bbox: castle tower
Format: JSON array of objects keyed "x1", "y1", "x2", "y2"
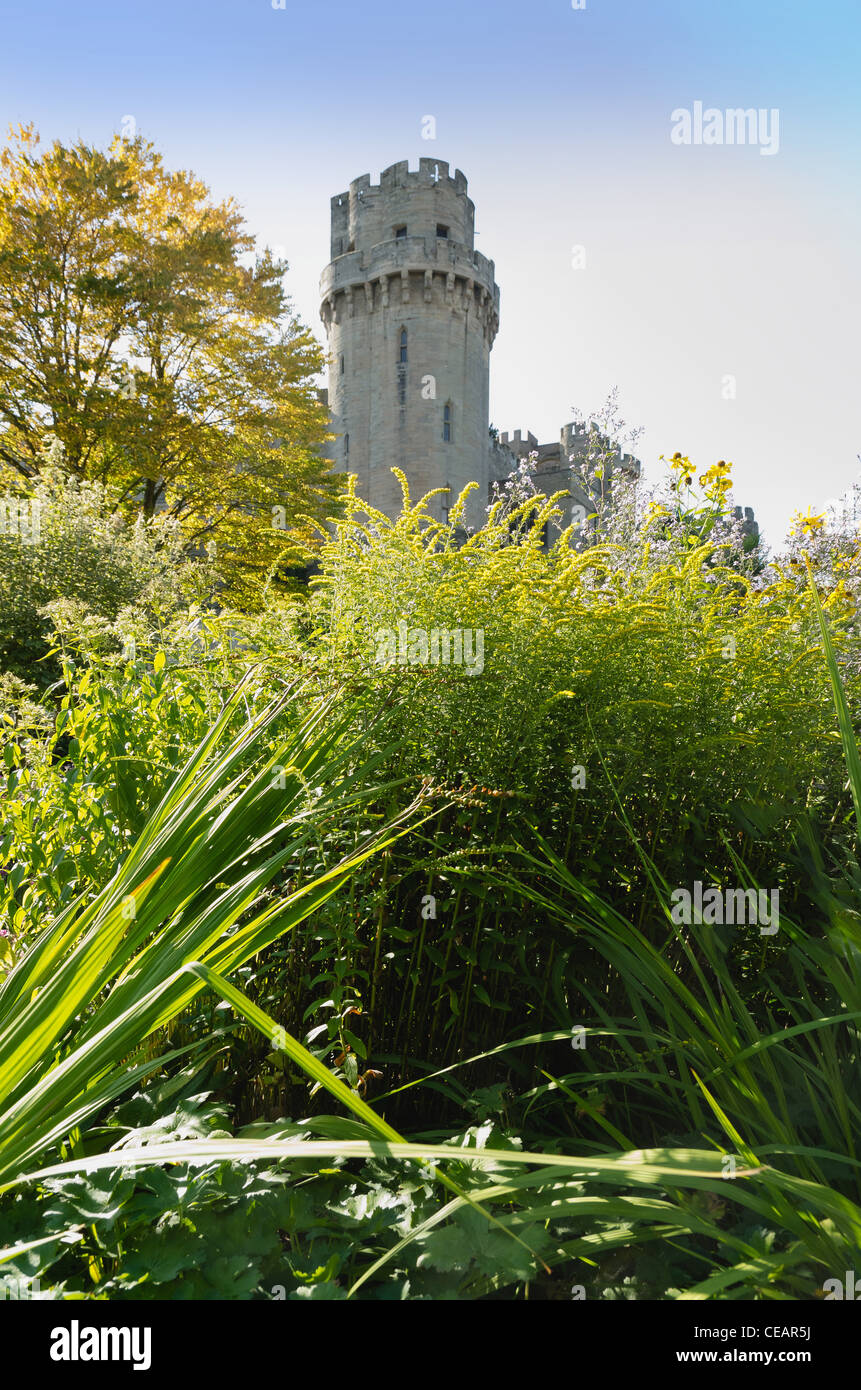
[{"x1": 319, "y1": 160, "x2": 500, "y2": 524}]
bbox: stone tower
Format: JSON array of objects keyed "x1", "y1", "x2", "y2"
[{"x1": 319, "y1": 159, "x2": 500, "y2": 525}]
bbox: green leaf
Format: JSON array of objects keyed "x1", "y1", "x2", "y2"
[{"x1": 805, "y1": 556, "x2": 861, "y2": 842}]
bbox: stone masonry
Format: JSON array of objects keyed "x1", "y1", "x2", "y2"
[{"x1": 320, "y1": 159, "x2": 639, "y2": 532}]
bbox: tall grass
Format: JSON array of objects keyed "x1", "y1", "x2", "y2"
[{"x1": 0, "y1": 673, "x2": 423, "y2": 1187}]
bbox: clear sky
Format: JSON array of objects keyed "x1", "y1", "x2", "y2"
[{"x1": 1, "y1": 0, "x2": 859, "y2": 547}]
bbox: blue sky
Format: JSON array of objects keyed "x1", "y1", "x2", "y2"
[{"x1": 1, "y1": 0, "x2": 859, "y2": 545}]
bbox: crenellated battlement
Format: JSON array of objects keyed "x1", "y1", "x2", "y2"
[
  {"x1": 343, "y1": 159, "x2": 469, "y2": 199},
  {"x1": 329, "y1": 159, "x2": 476, "y2": 261},
  {"x1": 499, "y1": 430, "x2": 538, "y2": 450},
  {"x1": 494, "y1": 422, "x2": 641, "y2": 486}
]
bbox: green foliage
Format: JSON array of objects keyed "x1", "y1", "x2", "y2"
[
  {"x1": 0, "y1": 1079, "x2": 553, "y2": 1300},
  {"x1": 315, "y1": 473, "x2": 846, "y2": 877},
  {"x1": 1, "y1": 465, "x2": 860, "y2": 1300},
  {"x1": 0, "y1": 673, "x2": 419, "y2": 1191},
  {"x1": 278, "y1": 473, "x2": 855, "y2": 1075},
  {"x1": 0, "y1": 469, "x2": 212, "y2": 683}
]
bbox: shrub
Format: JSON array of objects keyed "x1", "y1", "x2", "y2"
[
  {"x1": 312, "y1": 472, "x2": 853, "y2": 901},
  {"x1": 0, "y1": 468, "x2": 215, "y2": 683}
]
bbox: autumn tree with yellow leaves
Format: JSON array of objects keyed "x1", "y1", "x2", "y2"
[{"x1": 0, "y1": 126, "x2": 340, "y2": 602}]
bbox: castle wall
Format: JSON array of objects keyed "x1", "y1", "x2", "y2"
[
  {"x1": 321, "y1": 160, "x2": 499, "y2": 527},
  {"x1": 320, "y1": 160, "x2": 641, "y2": 539},
  {"x1": 494, "y1": 424, "x2": 641, "y2": 545}
]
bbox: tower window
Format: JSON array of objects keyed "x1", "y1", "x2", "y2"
[
  {"x1": 394, "y1": 225, "x2": 407, "y2": 239},
  {"x1": 399, "y1": 328, "x2": 408, "y2": 364},
  {"x1": 339, "y1": 353, "x2": 345, "y2": 375},
  {"x1": 443, "y1": 403, "x2": 452, "y2": 443},
  {"x1": 344, "y1": 433, "x2": 349, "y2": 456},
  {"x1": 436, "y1": 224, "x2": 449, "y2": 238}
]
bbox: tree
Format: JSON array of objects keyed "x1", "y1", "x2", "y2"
[{"x1": 0, "y1": 126, "x2": 339, "y2": 603}]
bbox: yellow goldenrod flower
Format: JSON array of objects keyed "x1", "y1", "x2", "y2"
[{"x1": 790, "y1": 508, "x2": 826, "y2": 538}]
